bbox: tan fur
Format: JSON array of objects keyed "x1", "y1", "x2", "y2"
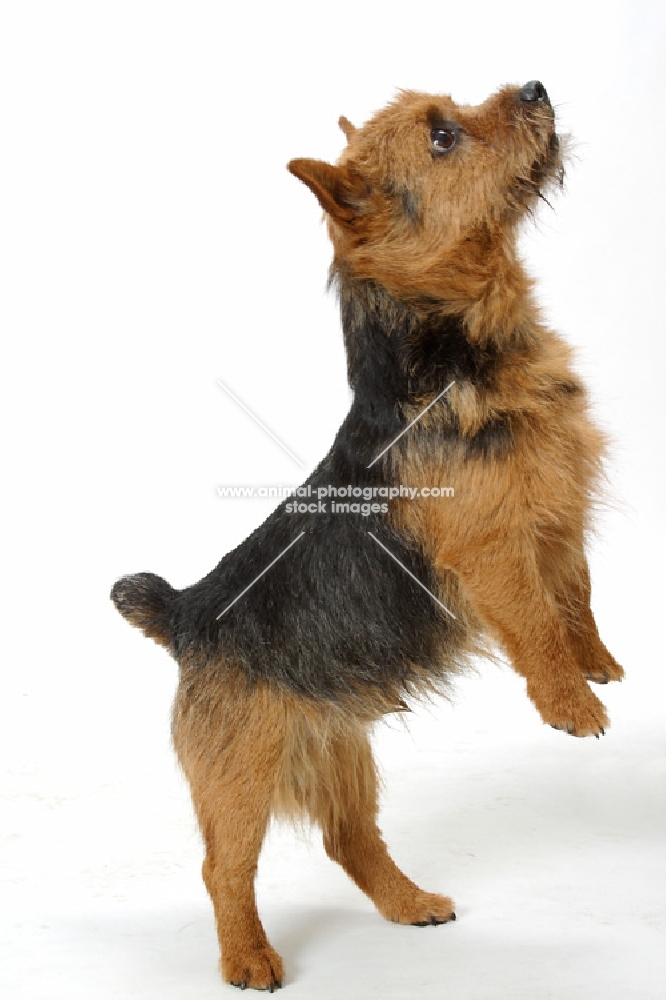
[
  {"x1": 169, "y1": 84, "x2": 622, "y2": 990},
  {"x1": 173, "y1": 668, "x2": 455, "y2": 989},
  {"x1": 290, "y1": 87, "x2": 558, "y2": 344},
  {"x1": 389, "y1": 331, "x2": 621, "y2": 734}
]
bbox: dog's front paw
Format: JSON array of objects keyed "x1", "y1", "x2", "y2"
[
  {"x1": 381, "y1": 890, "x2": 456, "y2": 926},
  {"x1": 223, "y1": 945, "x2": 284, "y2": 992},
  {"x1": 534, "y1": 683, "x2": 609, "y2": 738},
  {"x1": 583, "y1": 650, "x2": 624, "y2": 685}
]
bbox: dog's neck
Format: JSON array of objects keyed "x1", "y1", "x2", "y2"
[
  {"x1": 333, "y1": 267, "x2": 531, "y2": 405},
  {"x1": 331, "y1": 224, "x2": 539, "y2": 349}
]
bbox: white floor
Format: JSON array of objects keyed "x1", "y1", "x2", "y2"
[{"x1": 3, "y1": 662, "x2": 664, "y2": 999}]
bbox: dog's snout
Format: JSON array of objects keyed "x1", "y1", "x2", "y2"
[{"x1": 518, "y1": 80, "x2": 550, "y2": 106}]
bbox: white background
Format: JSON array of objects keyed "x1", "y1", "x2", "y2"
[{"x1": 1, "y1": 2, "x2": 665, "y2": 997}]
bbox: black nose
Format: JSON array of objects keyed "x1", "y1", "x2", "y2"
[{"x1": 518, "y1": 80, "x2": 550, "y2": 105}]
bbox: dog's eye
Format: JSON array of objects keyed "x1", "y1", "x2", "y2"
[{"x1": 431, "y1": 126, "x2": 458, "y2": 155}]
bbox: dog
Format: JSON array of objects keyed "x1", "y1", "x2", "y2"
[{"x1": 111, "y1": 80, "x2": 623, "y2": 991}]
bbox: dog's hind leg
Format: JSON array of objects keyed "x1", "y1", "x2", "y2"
[
  {"x1": 317, "y1": 726, "x2": 456, "y2": 927},
  {"x1": 175, "y1": 683, "x2": 285, "y2": 992}
]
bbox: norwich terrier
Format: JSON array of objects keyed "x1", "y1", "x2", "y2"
[{"x1": 112, "y1": 80, "x2": 623, "y2": 991}]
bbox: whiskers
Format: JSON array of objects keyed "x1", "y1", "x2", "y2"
[{"x1": 511, "y1": 133, "x2": 567, "y2": 215}]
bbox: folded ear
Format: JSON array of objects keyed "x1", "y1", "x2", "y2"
[{"x1": 287, "y1": 158, "x2": 368, "y2": 225}]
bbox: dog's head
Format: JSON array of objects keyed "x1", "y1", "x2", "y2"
[{"x1": 289, "y1": 83, "x2": 564, "y2": 326}]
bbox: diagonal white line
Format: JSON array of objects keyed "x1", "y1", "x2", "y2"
[
  {"x1": 216, "y1": 531, "x2": 306, "y2": 619},
  {"x1": 367, "y1": 531, "x2": 457, "y2": 620},
  {"x1": 217, "y1": 379, "x2": 307, "y2": 469},
  {"x1": 367, "y1": 380, "x2": 455, "y2": 469}
]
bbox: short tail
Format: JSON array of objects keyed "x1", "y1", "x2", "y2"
[{"x1": 110, "y1": 572, "x2": 177, "y2": 650}]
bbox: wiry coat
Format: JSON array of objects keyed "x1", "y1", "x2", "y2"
[{"x1": 111, "y1": 82, "x2": 623, "y2": 992}]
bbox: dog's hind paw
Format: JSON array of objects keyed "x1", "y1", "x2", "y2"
[
  {"x1": 381, "y1": 890, "x2": 456, "y2": 927},
  {"x1": 223, "y1": 945, "x2": 284, "y2": 992}
]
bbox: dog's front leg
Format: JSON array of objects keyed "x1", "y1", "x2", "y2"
[
  {"x1": 452, "y1": 540, "x2": 610, "y2": 736},
  {"x1": 537, "y1": 539, "x2": 624, "y2": 686}
]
